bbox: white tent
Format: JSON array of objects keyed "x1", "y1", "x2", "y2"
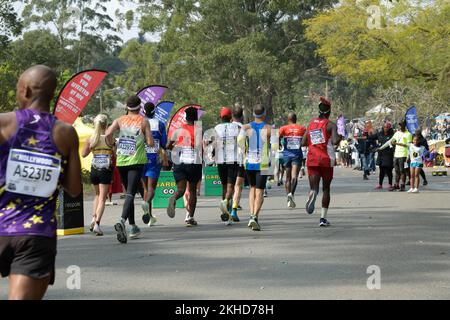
[{"x1": 365, "y1": 104, "x2": 393, "y2": 115}]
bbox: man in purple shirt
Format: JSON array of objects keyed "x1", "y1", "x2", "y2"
[{"x1": 0, "y1": 65, "x2": 81, "y2": 299}]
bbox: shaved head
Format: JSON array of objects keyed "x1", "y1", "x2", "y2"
[
  {"x1": 16, "y1": 65, "x2": 57, "y2": 111},
  {"x1": 288, "y1": 112, "x2": 297, "y2": 123}
]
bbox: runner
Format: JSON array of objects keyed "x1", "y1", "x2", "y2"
[
  {"x1": 279, "y1": 113, "x2": 306, "y2": 208},
  {"x1": 166, "y1": 107, "x2": 203, "y2": 227},
  {"x1": 230, "y1": 106, "x2": 245, "y2": 222},
  {"x1": 141, "y1": 102, "x2": 168, "y2": 227},
  {"x1": 238, "y1": 104, "x2": 276, "y2": 231},
  {"x1": 0, "y1": 65, "x2": 82, "y2": 299},
  {"x1": 378, "y1": 120, "x2": 412, "y2": 191},
  {"x1": 302, "y1": 97, "x2": 341, "y2": 227},
  {"x1": 213, "y1": 107, "x2": 241, "y2": 223},
  {"x1": 82, "y1": 114, "x2": 115, "y2": 236},
  {"x1": 105, "y1": 96, "x2": 154, "y2": 243}
]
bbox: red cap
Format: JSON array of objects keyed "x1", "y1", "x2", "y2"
[
  {"x1": 220, "y1": 107, "x2": 232, "y2": 118},
  {"x1": 320, "y1": 97, "x2": 331, "y2": 107}
]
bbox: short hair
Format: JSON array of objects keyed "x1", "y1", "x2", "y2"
[
  {"x1": 126, "y1": 95, "x2": 141, "y2": 109},
  {"x1": 233, "y1": 106, "x2": 243, "y2": 119},
  {"x1": 253, "y1": 104, "x2": 265, "y2": 116},
  {"x1": 185, "y1": 107, "x2": 198, "y2": 122},
  {"x1": 144, "y1": 102, "x2": 156, "y2": 117}
]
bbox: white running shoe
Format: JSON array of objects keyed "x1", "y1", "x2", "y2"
[
  {"x1": 411, "y1": 188, "x2": 419, "y2": 193},
  {"x1": 407, "y1": 188, "x2": 414, "y2": 193},
  {"x1": 93, "y1": 223, "x2": 103, "y2": 236},
  {"x1": 148, "y1": 216, "x2": 157, "y2": 227}
]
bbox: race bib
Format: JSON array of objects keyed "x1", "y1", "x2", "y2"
[
  {"x1": 145, "y1": 139, "x2": 160, "y2": 154},
  {"x1": 92, "y1": 154, "x2": 111, "y2": 170},
  {"x1": 310, "y1": 129, "x2": 325, "y2": 145},
  {"x1": 117, "y1": 137, "x2": 137, "y2": 156},
  {"x1": 224, "y1": 137, "x2": 237, "y2": 155},
  {"x1": 6, "y1": 149, "x2": 61, "y2": 198},
  {"x1": 287, "y1": 137, "x2": 301, "y2": 150},
  {"x1": 180, "y1": 147, "x2": 197, "y2": 163},
  {"x1": 247, "y1": 151, "x2": 261, "y2": 164}
]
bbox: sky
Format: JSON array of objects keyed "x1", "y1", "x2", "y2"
[{"x1": 13, "y1": 0, "x2": 158, "y2": 43}]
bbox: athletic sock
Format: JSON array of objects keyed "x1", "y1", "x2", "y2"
[
  {"x1": 321, "y1": 208, "x2": 328, "y2": 219},
  {"x1": 232, "y1": 201, "x2": 238, "y2": 210}
]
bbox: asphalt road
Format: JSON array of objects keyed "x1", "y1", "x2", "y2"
[{"x1": 1, "y1": 167, "x2": 449, "y2": 300}]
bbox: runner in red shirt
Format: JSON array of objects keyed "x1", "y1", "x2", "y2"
[
  {"x1": 301, "y1": 97, "x2": 341, "y2": 227},
  {"x1": 279, "y1": 113, "x2": 306, "y2": 209}
]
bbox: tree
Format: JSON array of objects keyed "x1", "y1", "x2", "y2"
[
  {"x1": 0, "y1": 0, "x2": 23, "y2": 50},
  {"x1": 305, "y1": 0, "x2": 450, "y2": 115}
]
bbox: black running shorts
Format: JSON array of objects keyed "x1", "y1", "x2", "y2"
[
  {"x1": 173, "y1": 164, "x2": 203, "y2": 183},
  {"x1": 0, "y1": 236, "x2": 57, "y2": 285},
  {"x1": 217, "y1": 163, "x2": 240, "y2": 185},
  {"x1": 246, "y1": 170, "x2": 268, "y2": 190}
]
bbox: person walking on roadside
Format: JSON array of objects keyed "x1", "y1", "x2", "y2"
[
  {"x1": 378, "y1": 120, "x2": 412, "y2": 192},
  {"x1": 106, "y1": 96, "x2": 154, "y2": 243},
  {"x1": 302, "y1": 97, "x2": 341, "y2": 227},
  {"x1": 82, "y1": 114, "x2": 115, "y2": 236},
  {"x1": 371, "y1": 121, "x2": 395, "y2": 191},
  {"x1": 0, "y1": 65, "x2": 82, "y2": 299}
]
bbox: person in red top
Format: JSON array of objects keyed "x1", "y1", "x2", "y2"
[
  {"x1": 301, "y1": 97, "x2": 341, "y2": 227},
  {"x1": 166, "y1": 107, "x2": 203, "y2": 227},
  {"x1": 279, "y1": 113, "x2": 306, "y2": 209}
]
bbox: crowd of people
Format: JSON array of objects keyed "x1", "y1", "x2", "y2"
[{"x1": 0, "y1": 65, "x2": 441, "y2": 300}]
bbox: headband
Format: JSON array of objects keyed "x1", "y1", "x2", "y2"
[{"x1": 253, "y1": 110, "x2": 266, "y2": 118}]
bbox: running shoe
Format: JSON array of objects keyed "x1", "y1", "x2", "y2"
[
  {"x1": 230, "y1": 209, "x2": 240, "y2": 222},
  {"x1": 411, "y1": 188, "x2": 419, "y2": 193},
  {"x1": 407, "y1": 188, "x2": 414, "y2": 193},
  {"x1": 220, "y1": 200, "x2": 230, "y2": 222},
  {"x1": 129, "y1": 225, "x2": 141, "y2": 239},
  {"x1": 248, "y1": 215, "x2": 261, "y2": 231},
  {"x1": 319, "y1": 218, "x2": 330, "y2": 227},
  {"x1": 186, "y1": 218, "x2": 198, "y2": 227},
  {"x1": 237, "y1": 205, "x2": 242, "y2": 211},
  {"x1": 306, "y1": 190, "x2": 317, "y2": 214},
  {"x1": 141, "y1": 201, "x2": 150, "y2": 224},
  {"x1": 400, "y1": 185, "x2": 406, "y2": 192},
  {"x1": 388, "y1": 184, "x2": 394, "y2": 192},
  {"x1": 287, "y1": 193, "x2": 296, "y2": 208},
  {"x1": 264, "y1": 189, "x2": 268, "y2": 198},
  {"x1": 423, "y1": 180, "x2": 428, "y2": 186},
  {"x1": 393, "y1": 184, "x2": 400, "y2": 190},
  {"x1": 114, "y1": 219, "x2": 127, "y2": 244},
  {"x1": 89, "y1": 218, "x2": 95, "y2": 232},
  {"x1": 374, "y1": 185, "x2": 382, "y2": 190},
  {"x1": 148, "y1": 216, "x2": 157, "y2": 227},
  {"x1": 93, "y1": 223, "x2": 103, "y2": 236},
  {"x1": 167, "y1": 196, "x2": 176, "y2": 218}
]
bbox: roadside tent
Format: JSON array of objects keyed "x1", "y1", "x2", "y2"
[{"x1": 73, "y1": 118, "x2": 94, "y2": 172}]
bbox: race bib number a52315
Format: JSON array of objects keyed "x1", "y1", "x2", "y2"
[{"x1": 6, "y1": 149, "x2": 61, "y2": 198}]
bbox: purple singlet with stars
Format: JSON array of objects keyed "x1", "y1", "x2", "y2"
[{"x1": 0, "y1": 109, "x2": 66, "y2": 238}]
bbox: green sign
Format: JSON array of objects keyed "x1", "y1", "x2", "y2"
[
  {"x1": 204, "y1": 166, "x2": 223, "y2": 196},
  {"x1": 153, "y1": 171, "x2": 184, "y2": 209}
]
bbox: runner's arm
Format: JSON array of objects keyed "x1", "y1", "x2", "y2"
[
  {"x1": 63, "y1": 126, "x2": 82, "y2": 198},
  {"x1": 378, "y1": 137, "x2": 395, "y2": 151},
  {"x1": 81, "y1": 138, "x2": 91, "y2": 158},
  {"x1": 105, "y1": 119, "x2": 120, "y2": 141},
  {"x1": 301, "y1": 131, "x2": 308, "y2": 147},
  {"x1": 329, "y1": 122, "x2": 341, "y2": 146}
]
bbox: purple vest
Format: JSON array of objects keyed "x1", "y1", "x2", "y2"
[{"x1": 0, "y1": 109, "x2": 66, "y2": 238}]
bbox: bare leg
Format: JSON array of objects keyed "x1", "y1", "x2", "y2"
[
  {"x1": 249, "y1": 187, "x2": 256, "y2": 214},
  {"x1": 188, "y1": 181, "x2": 198, "y2": 218},
  {"x1": 92, "y1": 184, "x2": 99, "y2": 221},
  {"x1": 95, "y1": 184, "x2": 109, "y2": 223},
  {"x1": 285, "y1": 166, "x2": 292, "y2": 195},
  {"x1": 290, "y1": 164, "x2": 300, "y2": 195},
  {"x1": 253, "y1": 188, "x2": 265, "y2": 216},
  {"x1": 9, "y1": 274, "x2": 50, "y2": 300}
]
